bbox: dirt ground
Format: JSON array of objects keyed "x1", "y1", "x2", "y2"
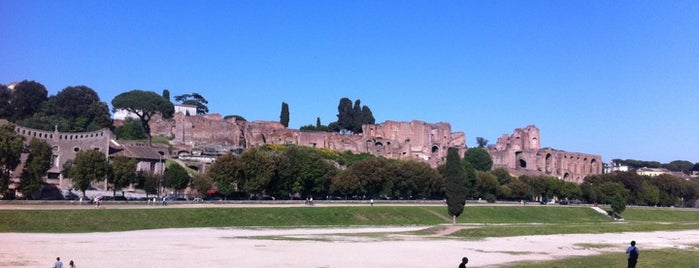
[{"x1": 1, "y1": 204, "x2": 698, "y2": 268}]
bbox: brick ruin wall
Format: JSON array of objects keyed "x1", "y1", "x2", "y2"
[
  {"x1": 488, "y1": 125, "x2": 602, "y2": 183},
  {"x1": 149, "y1": 113, "x2": 468, "y2": 167}
]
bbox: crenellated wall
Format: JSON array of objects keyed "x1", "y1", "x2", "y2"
[{"x1": 13, "y1": 126, "x2": 112, "y2": 178}]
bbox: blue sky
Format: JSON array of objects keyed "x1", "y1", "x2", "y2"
[{"x1": 1, "y1": 0, "x2": 697, "y2": 163}]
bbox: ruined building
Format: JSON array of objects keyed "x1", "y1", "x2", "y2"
[
  {"x1": 149, "y1": 113, "x2": 467, "y2": 168},
  {"x1": 488, "y1": 125, "x2": 602, "y2": 183}
]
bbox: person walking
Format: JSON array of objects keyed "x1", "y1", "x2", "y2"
[
  {"x1": 458, "y1": 256, "x2": 468, "y2": 268},
  {"x1": 626, "y1": 240, "x2": 640, "y2": 268},
  {"x1": 54, "y1": 257, "x2": 63, "y2": 268},
  {"x1": 68, "y1": 260, "x2": 76, "y2": 268}
]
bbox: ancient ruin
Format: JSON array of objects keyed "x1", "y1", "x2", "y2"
[
  {"x1": 149, "y1": 112, "x2": 468, "y2": 168},
  {"x1": 488, "y1": 125, "x2": 602, "y2": 183}
]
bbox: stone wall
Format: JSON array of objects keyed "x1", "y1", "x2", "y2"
[
  {"x1": 488, "y1": 125, "x2": 602, "y2": 183},
  {"x1": 151, "y1": 114, "x2": 467, "y2": 167},
  {"x1": 14, "y1": 126, "x2": 112, "y2": 177}
]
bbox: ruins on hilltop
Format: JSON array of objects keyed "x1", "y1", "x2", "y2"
[
  {"x1": 148, "y1": 112, "x2": 468, "y2": 168},
  {"x1": 488, "y1": 125, "x2": 602, "y2": 183}
]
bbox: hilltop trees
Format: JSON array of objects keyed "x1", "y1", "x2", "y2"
[
  {"x1": 280, "y1": 102, "x2": 289, "y2": 127},
  {"x1": 5, "y1": 84, "x2": 112, "y2": 132},
  {"x1": 174, "y1": 93, "x2": 208, "y2": 115},
  {"x1": 333, "y1": 98, "x2": 375, "y2": 133},
  {"x1": 112, "y1": 90, "x2": 174, "y2": 145},
  {"x1": 8, "y1": 80, "x2": 48, "y2": 122}
]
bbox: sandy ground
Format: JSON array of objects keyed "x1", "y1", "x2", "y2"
[
  {"x1": 1, "y1": 203, "x2": 698, "y2": 268},
  {"x1": 2, "y1": 226, "x2": 698, "y2": 268}
]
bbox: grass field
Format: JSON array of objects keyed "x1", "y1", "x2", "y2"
[{"x1": 1, "y1": 204, "x2": 697, "y2": 234}]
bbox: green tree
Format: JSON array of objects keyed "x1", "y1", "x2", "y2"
[
  {"x1": 610, "y1": 193, "x2": 627, "y2": 214},
  {"x1": 163, "y1": 163, "x2": 190, "y2": 195},
  {"x1": 240, "y1": 148, "x2": 275, "y2": 196},
  {"x1": 664, "y1": 160, "x2": 694, "y2": 173},
  {"x1": 109, "y1": 156, "x2": 137, "y2": 197},
  {"x1": 396, "y1": 160, "x2": 443, "y2": 198},
  {"x1": 280, "y1": 102, "x2": 290, "y2": 127},
  {"x1": 444, "y1": 148, "x2": 467, "y2": 224},
  {"x1": 70, "y1": 150, "x2": 110, "y2": 198},
  {"x1": 336, "y1": 98, "x2": 354, "y2": 132},
  {"x1": 191, "y1": 173, "x2": 213, "y2": 196},
  {"x1": 491, "y1": 168, "x2": 513, "y2": 185},
  {"x1": 207, "y1": 153, "x2": 243, "y2": 197},
  {"x1": 134, "y1": 171, "x2": 159, "y2": 197},
  {"x1": 475, "y1": 171, "x2": 498, "y2": 201},
  {"x1": 114, "y1": 119, "x2": 147, "y2": 140},
  {"x1": 112, "y1": 90, "x2": 175, "y2": 145},
  {"x1": 352, "y1": 100, "x2": 362, "y2": 133},
  {"x1": 9, "y1": 80, "x2": 48, "y2": 122},
  {"x1": 162, "y1": 89, "x2": 170, "y2": 101},
  {"x1": 174, "y1": 93, "x2": 209, "y2": 115},
  {"x1": 0, "y1": 124, "x2": 24, "y2": 197},
  {"x1": 463, "y1": 147, "x2": 493, "y2": 172},
  {"x1": 19, "y1": 139, "x2": 52, "y2": 199},
  {"x1": 560, "y1": 181, "x2": 582, "y2": 200},
  {"x1": 476, "y1": 137, "x2": 488, "y2": 148},
  {"x1": 640, "y1": 181, "x2": 660, "y2": 206},
  {"x1": 0, "y1": 85, "x2": 12, "y2": 119},
  {"x1": 361, "y1": 105, "x2": 375, "y2": 125}
]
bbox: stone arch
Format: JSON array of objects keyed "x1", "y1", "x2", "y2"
[
  {"x1": 431, "y1": 145, "x2": 439, "y2": 154},
  {"x1": 563, "y1": 172, "x2": 570, "y2": 180},
  {"x1": 590, "y1": 158, "x2": 598, "y2": 173},
  {"x1": 374, "y1": 142, "x2": 383, "y2": 152},
  {"x1": 545, "y1": 153, "x2": 553, "y2": 174},
  {"x1": 515, "y1": 151, "x2": 526, "y2": 168}
]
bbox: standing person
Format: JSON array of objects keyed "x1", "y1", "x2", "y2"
[
  {"x1": 626, "y1": 240, "x2": 640, "y2": 268},
  {"x1": 69, "y1": 260, "x2": 76, "y2": 268},
  {"x1": 54, "y1": 257, "x2": 63, "y2": 268},
  {"x1": 458, "y1": 256, "x2": 468, "y2": 268}
]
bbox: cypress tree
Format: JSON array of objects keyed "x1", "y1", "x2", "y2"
[
  {"x1": 445, "y1": 148, "x2": 467, "y2": 224},
  {"x1": 280, "y1": 102, "x2": 290, "y2": 127}
]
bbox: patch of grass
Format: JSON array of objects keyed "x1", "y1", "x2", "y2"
[
  {"x1": 574, "y1": 243, "x2": 615, "y2": 249},
  {"x1": 451, "y1": 221, "x2": 699, "y2": 239},
  {"x1": 502, "y1": 248, "x2": 699, "y2": 268}
]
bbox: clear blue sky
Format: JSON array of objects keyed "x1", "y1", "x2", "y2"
[{"x1": 1, "y1": 0, "x2": 697, "y2": 163}]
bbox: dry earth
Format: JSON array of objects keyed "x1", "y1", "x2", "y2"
[{"x1": 1, "y1": 203, "x2": 698, "y2": 268}]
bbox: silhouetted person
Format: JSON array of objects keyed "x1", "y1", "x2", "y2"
[
  {"x1": 626, "y1": 240, "x2": 639, "y2": 268},
  {"x1": 458, "y1": 256, "x2": 468, "y2": 268},
  {"x1": 69, "y1": 260, "x2": 76, "y2": 268}
]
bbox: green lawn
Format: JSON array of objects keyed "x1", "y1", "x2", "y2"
[{"x1": 1, "y1": 205, "x2": 696, "y2": 234}]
